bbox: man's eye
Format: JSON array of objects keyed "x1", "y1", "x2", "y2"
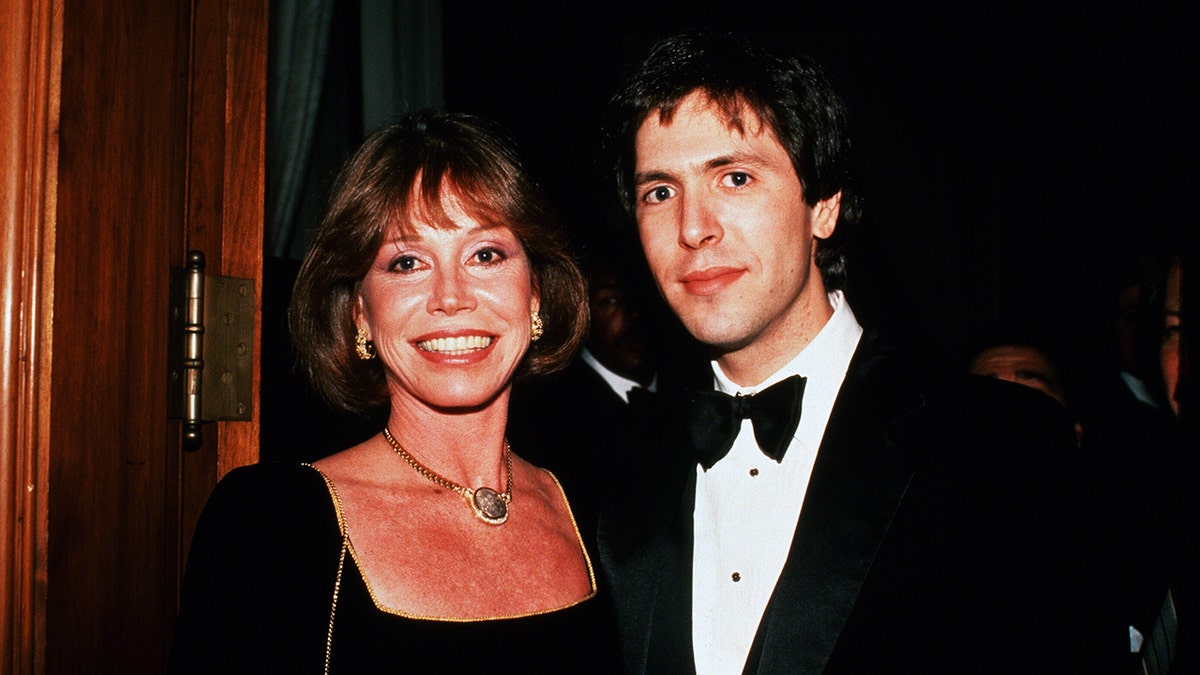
[
  {"x1": 725, "y1": 172, "x2": 751, "y2": 187},
  {"x1": 644, "y1": 185, "x2": 674, "y2": 204}
]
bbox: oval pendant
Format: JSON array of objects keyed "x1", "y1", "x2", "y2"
[{"x1": 471, "y1": 487, "x2": 508, "y2": 525}]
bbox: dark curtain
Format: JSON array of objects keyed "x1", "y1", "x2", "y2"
[{"x1": 262, "y1": 0, "x2": 443, "y2": 462}]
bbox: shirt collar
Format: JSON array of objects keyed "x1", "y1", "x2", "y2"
[{"x1": 580, "y1": 348, "x2": 657, "y2": 403}]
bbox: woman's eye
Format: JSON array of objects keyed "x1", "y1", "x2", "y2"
[
  {"x1": 473, "y1": 247, "x2": 506, "y2": 265},
  {"x1": 643, "y1": 185, "x2": 674, "y2": 204},
  {"x1": 389, "y1": 255, "x2": 420, "y2": 272}
]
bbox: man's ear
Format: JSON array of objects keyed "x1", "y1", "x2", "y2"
[{"x1": 812, "y1": 190, "x2": 841, "y2": 240}]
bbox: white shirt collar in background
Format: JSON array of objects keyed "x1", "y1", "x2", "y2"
[{"x1": 580, "y1": 348, "x2": 657, "y2": 403}]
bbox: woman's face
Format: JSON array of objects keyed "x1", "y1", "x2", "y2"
[
  {"x1": 1160, "y1": 258, "x2": 1183, "y2": 417},
  {"x1": 355, "y1": 189, "x2": 538, "y2": 412}
]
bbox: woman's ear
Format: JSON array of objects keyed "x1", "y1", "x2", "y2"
[
  {"x1": 353, "y1": 293, "x2": 369, "y2": 337},
  {"x1": 530, "y1": 273, "x2": 541, "y2": 315}
]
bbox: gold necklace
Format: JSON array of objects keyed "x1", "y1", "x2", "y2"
[{"x1": 381, "y1": 427, "x2": 513, "y2": 525}]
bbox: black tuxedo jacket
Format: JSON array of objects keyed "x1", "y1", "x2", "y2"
[
  {"x1": 508, "y1": 358, "x2": 651, "y2": 556},
  {"x1": 598, "y1": 330, "x2": 1120, "y2": 674},
  {"x1": 1076, "y1": 372, "x2": 1187, "y2": 669}
]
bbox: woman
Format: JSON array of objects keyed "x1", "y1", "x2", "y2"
[{"x1": 168, "y1": 111, "x2": 619, "y2": 673}]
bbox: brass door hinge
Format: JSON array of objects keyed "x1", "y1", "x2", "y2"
[{"x1": 168, "y1": 250, "x2": 254, "y2": 451}]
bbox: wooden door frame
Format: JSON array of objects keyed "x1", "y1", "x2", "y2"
[
  {"x1": 1, "y1": 1, "x2": 59, "y2": 671},
  {"x1": 1, "y1": 1, "x2": 266, "y2": 671}
]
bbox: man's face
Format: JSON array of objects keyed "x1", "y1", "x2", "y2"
[
  {"x1": 631, "y1": 91, "x2": 839, "y2": 383},
  {"x1": 1160, "y1": 259, "x2": 1183, "y2": 417},
  {"x1": 967, "y1": 345, "x2": 1067, "y2": 408},
  {"x1": 586, "y1": 270, "x2": 655, "y2": 386},
  {"x1": 968, "y1": 344, "x2": 1082, "y2": 446}
]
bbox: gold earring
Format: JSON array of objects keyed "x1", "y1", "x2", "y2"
[
  {"x1": 530, "y1": 310, "x2": 544, "y2": 343},
  {"x1": 355, "y1": 327, "x2": 376, "y2": 360}
]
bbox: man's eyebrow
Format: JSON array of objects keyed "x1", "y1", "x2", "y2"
[
  {"x1": 633, "y1": 153, "x2": 772, "y2": 186},
  {"x1": 633, "y1": 169, "x2": 675, "y2": 186},
  {"x1": 706, "y1": 152, "x2": 770, "y2": 171}
]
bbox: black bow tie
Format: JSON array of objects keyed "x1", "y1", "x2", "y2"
[{"x1": 686, "y1": 374, "x2": 806, "y2": 469}]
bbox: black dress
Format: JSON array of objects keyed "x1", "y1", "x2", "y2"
[{"x1": 168, "y1": 462, "x2": 622, "y2": 674}]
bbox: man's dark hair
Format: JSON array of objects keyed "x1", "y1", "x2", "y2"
[{"x1": 601, "y1": 29, "x2": 859, "y2": 290}]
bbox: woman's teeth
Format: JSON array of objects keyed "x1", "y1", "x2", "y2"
[{"x1": 417, "y1": 335, "x2": 493, "y2": 354}]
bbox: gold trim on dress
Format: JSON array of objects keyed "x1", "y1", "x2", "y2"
[{"x1": 304, "y1": 464, "x2": 596, "y2": 623}]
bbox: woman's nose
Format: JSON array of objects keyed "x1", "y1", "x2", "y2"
[{"x1": 428, "y1": 265, "x2": 477, "y2": 314}]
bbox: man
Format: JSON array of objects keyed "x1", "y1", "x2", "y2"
[
  {"x1": 575, "y1": 237, "x2": 663, "y2": 398},
  {"x1": 966, "y1": 338, "x2": 1083, "y2": 446},
  {"x1": 1138, "y1": 251, "x2": 1194, "y2": 673},
  {"x1": 1157, "y1": 254, "x2": 1185, "y2": 418},
  {"x1": 965, "y1": 332, "x2": 1183, "y2": 666},
  {"x1": 1117, "y1": 284, "x2": 1168, "y2": 409},
  {"x1": 596, "y1": 30, "x2": 1112, "y2": 673},
  {"x1": 967, "y1": 342, "x2": 1070, "y2": 407}
]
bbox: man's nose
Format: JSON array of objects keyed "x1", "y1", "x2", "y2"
[{"x1": 679, "y1": 192, "x2": 722, "y2": 249}]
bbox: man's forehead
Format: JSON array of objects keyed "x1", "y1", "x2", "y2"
[
  {"x1": 972, "y1": 346, "x2": 1056, "y2": 372},
  {"x1": 645, "y1": 90, "x2": 767, "y2": 137}
]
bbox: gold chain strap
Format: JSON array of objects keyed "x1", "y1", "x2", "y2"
[{"x1": 324, "y1": 542, "x2": 346, "y2": 675}]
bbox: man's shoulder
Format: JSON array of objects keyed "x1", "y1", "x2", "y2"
[
  {"x1": 854, "y1": 328, "x2": 1067, "y2": 411},
  {"x1": 843, "y1": 331, "x2": 1078, "y2": 461},
  {"x1": 929, "y1": 369, "x2": 1072, "y2": 420}
]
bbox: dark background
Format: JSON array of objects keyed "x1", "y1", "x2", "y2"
[
  {"x1": 440, "y1": 4, "x2": 1193, "y2": 371},
  {"x1": 262, "y1": 4, "x2": 1194, "y2": 458}
]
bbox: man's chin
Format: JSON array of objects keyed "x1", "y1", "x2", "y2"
[{"x1": 682, "y1": 321, "x2": 754, "y2": 352}]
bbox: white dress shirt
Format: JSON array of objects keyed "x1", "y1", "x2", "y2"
[{"x1": 692, "y1": 291, "x2": 863, "y2": 675}]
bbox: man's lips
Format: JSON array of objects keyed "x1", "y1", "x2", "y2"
[{"x1": 679, "y1": 267, "x2": 744, "y2": 296}]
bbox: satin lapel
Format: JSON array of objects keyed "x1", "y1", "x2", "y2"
[
  {"x1": 744, "y1": 331, "x2": 924, "y2": 674},
  {"x1": 645, "y1": 471, "x2": 698, "y2": 674},
  {"x1": 598, "y1": 384, "x2": 701, "y2": 674}
]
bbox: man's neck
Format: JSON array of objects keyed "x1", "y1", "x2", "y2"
[{"x1": 715, "y1": 292, "x2": 835, "y2": 387}]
